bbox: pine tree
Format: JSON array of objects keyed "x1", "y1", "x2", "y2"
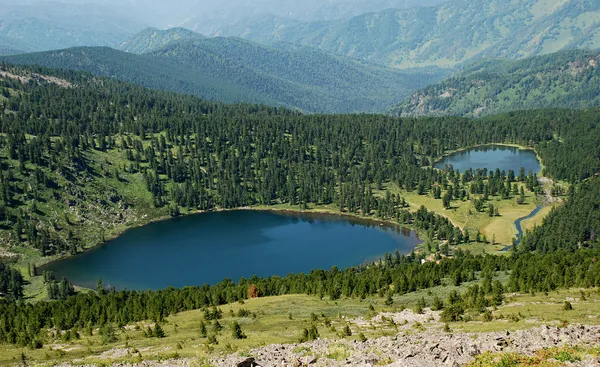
[
  {"x1": 199, "y1": 321, "x2": 207, "y2": 338},
  {"x1": 153, "y1": 323, "x2": 165, "y2": 338},
  {"x1": 231, "y1": 321, "x2": 246, "y2": 339}
]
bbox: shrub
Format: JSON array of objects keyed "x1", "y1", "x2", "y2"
[
  {"x1": 441, "y1": 304, "x2": 464, "y2": 322},
  {"x1": 231, "y1": 321, "x2": 247, "y2": 339},
  {"x1": 342, "y1": 325, "x2": 352, "y2": 336}
]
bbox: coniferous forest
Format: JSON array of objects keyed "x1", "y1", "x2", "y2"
[{"x1": 0, "y1": 64, "x2": 599, "y2": 349}]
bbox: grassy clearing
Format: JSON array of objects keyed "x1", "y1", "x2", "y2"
[
  {"x1": 520, "y1": 205, "x2": 554, "y2": 233},
  {"x1": 457, "y1": 288, "x2": 600, "y2": 333},
  {"x1": 382, "y1": 182, "x2": 545, "y2": 246}
]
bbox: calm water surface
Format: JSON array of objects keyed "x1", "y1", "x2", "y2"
[
  {"x1": 434, "y1": 145, "x2": 541, "y2": 174},
  {"x1": 44, "y1": 211, "x2": 421, "y2": 290}
]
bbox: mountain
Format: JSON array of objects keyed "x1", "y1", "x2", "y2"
[
  {"x1": 180, "y1": 0, "x2": 449, "y2": 35},
  {"x1": 1, "y1": 38, "x2": 449, "y2": 113},
  {"x1": 0, "y1": 0, "x2": 449, "y2": 47},
  {"x1": 117, "y1": 27, "x2": 205, "y2": 54},
  {"x1": 392, "y1": 50, "x2": 600, "y2": 117},
  {"x1": 0, "y1": 2, "x2": 146, "y2": 53},
  {"x1": 0, "y1": 35, "x2": 25, "y2": 55},
  {"x1": 215, "y1": 0, "x2": 600, "y2": 69}
]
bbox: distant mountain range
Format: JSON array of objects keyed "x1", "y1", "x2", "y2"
[
  {"x1": 179, "y1": 0, "x2": 449, "y2": 35},
  {"x1": 0, "y1": 2, "x2": 145, "y2": 54},
  {"x1": 392, "y1": 49, "x2": 600, "y2": 117},
  {"x1": 116, "y1": 28, "x2": 205, "y2": 54},
  {"x1": 1, "y1": 33, "x2": 448, "y2": 113},
  {"x1": 0, "y1": 0, "x2": 449, "y2": 55},
  {"x1": 215, "y1": 0, "x2": 600, "y2": 68}
]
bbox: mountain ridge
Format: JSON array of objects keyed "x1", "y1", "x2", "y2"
[
  {"x1": 116, "y1": 27, "x2": 205, "y2": 54},
  {"x1": 1, "y1": 37, "x2": 449, "y2": 113},
  {"x1": 392, "y1": 49, "x2": 600, "y2": 117},
  {"x1": 213, "y1": 0, "x2": 600, "y2": 69}
]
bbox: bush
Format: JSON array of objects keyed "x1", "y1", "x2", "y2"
[
  {"x1": 100, "y1": 324, "x2": 117, "y2": 344},
  {"x1": 299, "y1": 325, "x2": 320, "y2": 343},
  {"x1": 342, "y1": 325, "x2": 352, "y2": 336},
  {"x1": 204, "y1": 307, "x2": 223, "y2": 320},
  {"x1": 207, "y1": 334, "x2": 218, "y2": 345},
  {"x1": 153, "y1": 323, "x2": 165, "y2": 338},
  {"x1": 231, "y1": 321, "x2": 247, "y2": 339},
  {"x1": 237, "y1": 308, "x2": 251, "y2": 317},
  {"x1": 441, "y1": 304, "x2": 464, "y2": 322},
  {"x1": 384, "y1": 293, "x2": 393, "y2": 306},
  {"x1": 482, "y1": 309, "x2": 493, "y2": 322},
  {"x1": 431, "y1": 296, "x2": 444, "y2": 311}
]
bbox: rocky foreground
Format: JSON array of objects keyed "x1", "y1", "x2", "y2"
[{"x1": 214, "y1": 325, "x2": 600, "y2": 367}]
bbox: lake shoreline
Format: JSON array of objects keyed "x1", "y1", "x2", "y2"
[
  {"x1": 41, "y1": 208, "x2": 423, "y2": 290},
  {"x1": 37, "y1": 205, "x2": 424, "y2": 273},
  {"x1": 32, "y1": 143, "x2": 547, "y2": 281},
  {"x1": 432, "y1": 142, "x2": 545, "y2": 174}
]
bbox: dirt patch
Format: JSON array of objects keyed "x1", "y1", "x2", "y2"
[{"x1": 0, "y1": 69, "x2": 73, "y2": 88}]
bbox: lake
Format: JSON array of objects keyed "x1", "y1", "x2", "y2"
[
  {"x1": 434, "y1": 145, "x2": 542, "y2": 174},
  {"x1": 43, "y1": 210, "x2": 421, "y2": 290}
]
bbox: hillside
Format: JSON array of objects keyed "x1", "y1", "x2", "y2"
[
  {"x1": 392, "y1": 50, "x2": 600, "y2": 117},
  {"x1": 216, "y1": 0, "x2": 600, "y2": 68},
  {"x1": 0, "y1": 65, "x2": 598, "y2": 264},
  {"x1": 116, "y1": 27, "x2": 205, "y2": 54},
  {"x1": 1, "y1": 38, "x2": 449, "y2": 113},
  {"x1": 1, "y1": 65, "x2": 600, "y2": 366}
]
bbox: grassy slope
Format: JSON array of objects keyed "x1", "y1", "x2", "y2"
[
  {"x1": 2, "y1": 279, "x2": 599, "y2": 366},
  {"x1": 0, "y1": 136, "x2": 169, "y2": 271}
]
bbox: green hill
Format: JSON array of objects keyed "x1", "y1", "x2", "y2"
[
  {"x1": 392, "y1": 50, "x2": 600, "y2": 117},
  {"x1": 218, "y1": 0, "x2": 600, "y2": 68},
  {"x1": 1, "y1": 38, "x2": 448, "y2": 113},
  {"x1": 116, "y1": 27, "x2": 205, "y2": 54}
]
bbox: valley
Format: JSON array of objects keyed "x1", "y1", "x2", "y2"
[
  {"x1": 1, "y1": 38, "x2": 448, "y2": 114},
  {"x1": 0, "y1": 1, "x2": 600, "y2": 366}
]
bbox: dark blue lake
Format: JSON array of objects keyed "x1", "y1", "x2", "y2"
[
  {"x1": 434, "y1": 145, "x2": 541, "y2": 174},
  {"x1": 44, "y1": 211, "x2": 421, "y2": 290}
]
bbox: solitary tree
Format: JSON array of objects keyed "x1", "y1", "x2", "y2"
[
  {"x1": 231, "y1": 321, "x2": 247, "y2": 339},
  {"x1": 442, "y1": 191, "x2": 452, "y2": 209}
]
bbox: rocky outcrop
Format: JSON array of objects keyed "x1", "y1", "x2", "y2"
[{"x1": 213, "y1": 325, "x2": 600, "y2": 367}]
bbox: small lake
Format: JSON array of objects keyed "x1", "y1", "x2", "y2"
[
  {"x1": 434, "y1": 145, "x2": 542, "y2": 174},
  {"x1": 44, "y1": 211, "x2": 421, "y2": 290}
]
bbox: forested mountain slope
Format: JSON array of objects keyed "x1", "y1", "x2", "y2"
[
  {"x1": 0, "y1": 36, "x2": 26, "y2": 56},
  {"x1": 0, "y1": 38, "x2": 448, "y2": 113},
  {"x1": 392, "y1": 50, "x2": 600, "y2": 117},
  {"x1": 217, "y1": 0, "x2": 600, "y2": 68},
  {"x1": 116, "y1": 28, "x2": 205, "y2": 54},
  {"x1": 0, "y1": 64, "x2": 598, "y2": 261},
  {"x1": 0, "y1": 65, "x2": 600, "y2": 362}
]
